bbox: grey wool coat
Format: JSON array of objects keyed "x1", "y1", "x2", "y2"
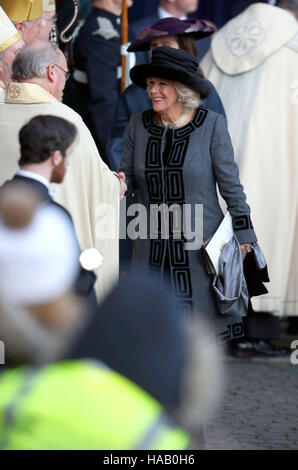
[{"x1": 120, "y1": 107, "x2": 257, "y2": 343}]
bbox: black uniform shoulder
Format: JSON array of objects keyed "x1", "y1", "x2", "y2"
[{"x1": 80, "y1": 6, "x2": 121, "y2": 41}]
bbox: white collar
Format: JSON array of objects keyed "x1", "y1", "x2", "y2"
[
  {"x1": 16, "y1": 170, "x2": 50, "y2": 189},
  {"x1": 158, "y1": 6, "x2": 187, "y2": 20}
]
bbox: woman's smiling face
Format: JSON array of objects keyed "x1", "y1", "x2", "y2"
[{"x1": 147, "y1": 77, "x2": 179, "y2": 114}]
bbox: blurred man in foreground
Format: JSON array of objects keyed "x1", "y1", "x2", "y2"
[
  {"x1": 0, "y1": 187, "x2": 222, "y2": 449},
  {"x1": 2, "y1": 115, "x2": 97, "y2": 303}
]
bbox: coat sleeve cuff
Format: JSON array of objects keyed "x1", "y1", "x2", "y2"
[{"x1": 232, "y1": 215, "x2": 257, "y2": 244}]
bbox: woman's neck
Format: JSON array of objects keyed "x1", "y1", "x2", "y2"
[
  {"x1": 157, "y1": 107, "x2": 194, "y2": 128},
  {"x1": 158, "y1": 103, "x2": 185, "y2": 125}
]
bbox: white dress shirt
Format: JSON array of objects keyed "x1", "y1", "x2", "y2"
[
  {"x1": 16, "y1": 170, "x2": 59, "y2": 199},
  {"x1": 158, "y1": 6, "x2": 187, "y2": 20},
  {"x1": 16, "y1": 169, "x2": 50, "y2": 189}
]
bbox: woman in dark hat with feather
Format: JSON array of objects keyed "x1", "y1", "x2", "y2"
[
  {"x1": 119, "y1": 46, "x2": 258, "y2": 343},
  {"x1": 108, "y1": 17, "x2": 224, "y2": 170}
]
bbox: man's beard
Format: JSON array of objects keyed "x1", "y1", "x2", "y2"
[{"x1": 51, "y1": 161, "x2": 67, "y2": 184}]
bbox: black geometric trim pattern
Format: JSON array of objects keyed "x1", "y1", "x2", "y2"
[
  {"x1": 216, "y1": 322, "x2": 244, "y2": 344},
  {"x1": 172, "y1": 268, "x2": 193, "y2": 298},
  {"x1": 193, "y1": 107, "x2": 209, "y2": 129},
  {"x1": 232, "y1": 323, "x2": 244, "y2": 338},
  {"x1": 143, "y1": 107, "x2": 203, "y2": 310},
  {"x1": 143, "y1": 107, "x2": 208, "y2": 138},
  {"x1": 167, "y1": 137, "x2": 189, "y2": 167},
  {"x1": 145, "y1": 137, "x2": 162, "y2": 168},
  {"x1": 233, "y1": 215, "x2": 253, "y2": 231},
  {"x1": 142, "y1": 110, "x2": 164, "y2": 137},
  {"x1": 150, "y1": 239, "x2": 165, "y2": 267},
  {"x1": 173, "y1": 108, "x2": 208, "y2": 139},
  {"x1": 165, "y1": 169, "x2": 185, "y2": 203},
  {"x1": 169, "y1": 240, "x2": 189, "y2": 266},
  {"x1": 145, "y1": 170, "x2": 163, "y2": 203}
]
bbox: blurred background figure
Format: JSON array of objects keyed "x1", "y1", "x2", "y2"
[
  {"x1": 0, "y1": 0, "x2": 44, "y2": 44},
  {"x1": 39, "y1": 0, "x2": 58, "y2": 41},
  {"x1": 67, "y1": 270, "x2": 223, "y2": 449},
  {"x1": 0, "y1": 186, "x2": 83, "y2": 366},
  {"x1": 63, "y1": 0, "x2": 134, "y2": 165},
  {"x1": 56, "y1": 0, "x2": 92, "y2": 41},
  {"x1": 131, "y1": 0, "x2": 199, "y2": 30},
  {"x1": 130, "y1": 1, "x2": 214, "y2": 62},
  {"x1": 0, "y1": 187, "x2": 222, "y2": 449},
  {"x1": 0, "y1": 6, "x2": 25, "y2": 99},
  {"x1": 201, "y1": 0, "x2": 298, "y2": 355},
  {"x1": 0, "y1": 40, "x2": 124, "y2": 302},
  {"x1": 2, "y1": 115, "x2": 97, "y2": 306}
]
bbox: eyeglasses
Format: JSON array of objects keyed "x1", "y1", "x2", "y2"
[{"x1": 53, "y1": 64, "x2": 70, "y2": 81}]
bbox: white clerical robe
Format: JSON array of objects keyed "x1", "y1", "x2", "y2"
[
  {"x1": 201, "y1": 3, "x2": 298, "y2": 317},
  {"x1": 0, "y1": 82, "x2": 120, "y2": 302}
]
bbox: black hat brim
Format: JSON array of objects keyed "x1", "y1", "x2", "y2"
[{"x1": 130, "y1": 63, "x2": 212, "y2": 99}]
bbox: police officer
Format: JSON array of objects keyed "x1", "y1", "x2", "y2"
[{"x1": 66, "y1": 0, "x2": 133, "y2": 165}]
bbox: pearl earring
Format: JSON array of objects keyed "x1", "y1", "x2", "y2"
[{"x1": 178, "y1": 98, "x2": 181, "y2": 102}]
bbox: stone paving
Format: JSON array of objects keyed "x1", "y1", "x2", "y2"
[{"x1": 203, "y1": 346, "x2": 298, "y2": 450}]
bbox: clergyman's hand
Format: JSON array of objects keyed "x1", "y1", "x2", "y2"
[{"x1": 117, "y1": 172, "x2": 127, "y2": 198}]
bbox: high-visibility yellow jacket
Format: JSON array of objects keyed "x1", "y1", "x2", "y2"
[{"x1": 0, "y1": 360, "x2": 189, "y2": 450}]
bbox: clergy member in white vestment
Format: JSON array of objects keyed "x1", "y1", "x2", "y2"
[
  {"x1": 0, "y1": 6, "x2": 24, "y2": 101},
  {"x1": 0, "y1": 41, "x2": 126, "y2": 302},
  {"x1": 39, "y1": 0, "x2": 57, "y2": 41},
  {"x1": 0, "y1": 0, "x2": 44, "y2": 44},
  {"x1": 201, "y1": 1, "x2": 298, "y2": 319}
]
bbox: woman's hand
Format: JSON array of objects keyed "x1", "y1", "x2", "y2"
[{"x1": 240, "y1": 243, "x2": 252, "y2": 261}]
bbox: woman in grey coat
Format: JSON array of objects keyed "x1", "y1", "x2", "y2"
[{"x1": 120, "y1": 47, "x2": 257, "y2": 343}]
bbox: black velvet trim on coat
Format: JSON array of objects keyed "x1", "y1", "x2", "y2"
[
  {"x1": 217, "y1": 322, "x2": 244, "y2": 344},
  {"x1": 232, "y1": 214, "x2": 254, "y2": 231},
  {"x1": 142, "y1": 107, "x2": 208, "y2": 139},
  {"x1": 142, "y1": 109, "x2": 209, "y2": 314}
]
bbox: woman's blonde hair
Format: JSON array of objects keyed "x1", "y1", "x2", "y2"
[
  {"x1": 173, "y1": 82, "x2": 201, "y2": 111},
  {"x1": 146, "y1": 78, "x2": 201, "y2": 111}
]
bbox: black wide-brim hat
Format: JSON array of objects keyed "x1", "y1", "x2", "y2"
[
  {"x1": 128, "y1": 18, "x2": 215, "y2": 53},
  {"x1": 130, "y1": 46, "x2": 212, "y2": 99}
]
